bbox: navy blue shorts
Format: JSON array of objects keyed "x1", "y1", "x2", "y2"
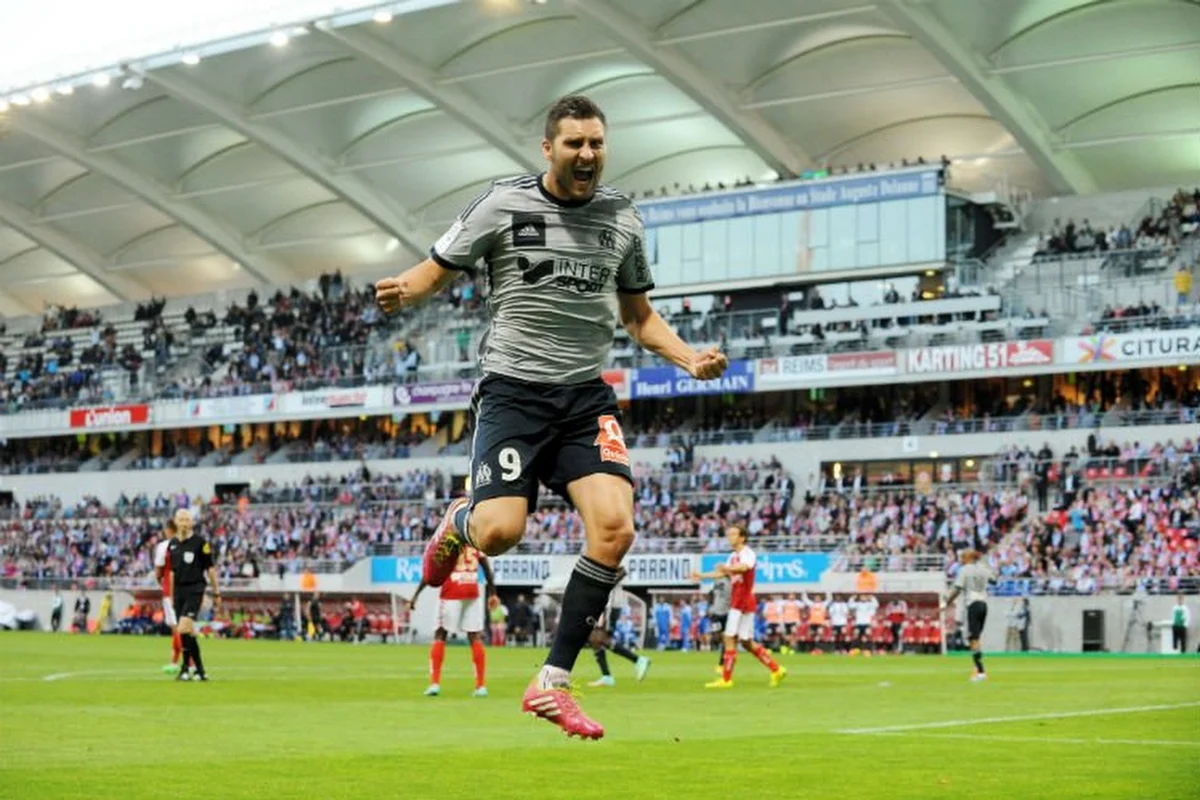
[{"x1": 468, "y1": 373, "x2": 632, "y2": 508}]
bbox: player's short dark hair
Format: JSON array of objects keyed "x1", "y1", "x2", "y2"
[
  {"x1": 544, "y1": 94, "x2": 607, "y2": 140},
  {"x1": 727, "y1": 523, "x2": 748, "y2": 541}
]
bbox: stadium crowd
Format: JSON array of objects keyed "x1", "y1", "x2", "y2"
[{"x1": 3, "y1": 443, "x2": 1195, "y2": 594}]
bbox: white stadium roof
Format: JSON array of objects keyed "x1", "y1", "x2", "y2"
[{"x1": 0, "y1": 0, "x2": 1197, "y2": 314}]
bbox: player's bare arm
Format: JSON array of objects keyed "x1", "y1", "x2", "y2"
[
  {"x1": 690, "y1": 564, "x2": 731, "y2": 581},
  {"x1": 375, "y1": 259, "x2": 460, "y2": 314},
  {"x1": 618, "y1": 292, "x2": 728, "y2": 380},
  {"x1": 208, "y1": 565, "x2": 221, "y2": 614}
]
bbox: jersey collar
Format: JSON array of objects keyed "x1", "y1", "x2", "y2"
[{"x1": 538, "y1": 173, "x2": 594, "y2": 208}]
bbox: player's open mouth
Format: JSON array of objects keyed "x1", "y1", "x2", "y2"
[{"x1": 572, "y1": 166, "x2": 595, "y2": 184}]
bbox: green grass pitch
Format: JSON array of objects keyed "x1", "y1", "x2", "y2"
[{"x1": 0, "y1": 634, "x2": 1196, "y2": 799}]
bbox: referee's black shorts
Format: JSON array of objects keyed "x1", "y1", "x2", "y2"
[
  {"x1": 174, "y1": 585, "x2": 205, "y2": 620},
  {"x1": 967, "y1": 600, "x2": 988, "y2": 640},
  {"x1": 468, "y1": 374, "x2": 632, "y2": 508}
]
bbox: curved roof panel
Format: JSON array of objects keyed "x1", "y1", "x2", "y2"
[{"x1": 0, "y1": 0, "x2": 1194, "y2": 314}]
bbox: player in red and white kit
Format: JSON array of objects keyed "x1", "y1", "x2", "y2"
[
  {"x1": 692, "y1": 523, "x2": 787, "y2": 689},
  {"x1": 152, "y1": 519, "x2": 183, "y2": 675},
  {"x1": 411, "y1": 546, "x2": 495, "y2": 697}
]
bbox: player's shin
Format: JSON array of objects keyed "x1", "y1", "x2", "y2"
[
  {"x1": 611, "y1": 643, "x2": 638, "y2": 664},
  {"x1": 189, "y1": 635, "x2": 206, "y2": 676},
  {"x1": 541, "y1": 556, "x2": 619, "y2": 686},
  {"x1": 430, "y1": 639, "x2": 446, "y2": 684},
  {"x1": 750, "y1": 642, "x2": 779, "y2": 672},
  {"x1": 722, "y1": 645, "x2": 737, "y2": 682},
  {"x1": 593, "y1": 647, "x2": 611, "y2": 676},
  {"x1": 171, "y1": 631, "x2": 182, "y2": 664},
  {"x1": 470, "y1": 639, "x2": 486, "y2": 688}
]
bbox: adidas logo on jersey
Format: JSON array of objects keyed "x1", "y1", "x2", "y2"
[{"x1": 511, "y1": 213, "x2": 546, "y2": 246}]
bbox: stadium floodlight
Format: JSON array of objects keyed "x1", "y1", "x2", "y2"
[
  {"x1": 270, "y1": 30, "x2": 290, "y2": 47},
  {"x1": 11, "y1": 94, "x2": 30, "y2": 106},
  {"x1": 56, "y1": 85, "x2": 74, "y2": 96},
  {"x1": 121, "y1": 75, "x2": 145, "y2": 91},
  {"x1": 182, "y1": 53, "x2": 202, "y2": 66},
  {"x1": 31, "y1": 87, "x2": 51, "y2": 103},
  {"x1": 385, "y1": 237, "x2": 400, "y2": 252},
  {"x1": 373, "y1": 10, "x2": 393, "y2": 23},
  {"x1": 92, "y1": 73, "x2": 112, "y2": 88}
]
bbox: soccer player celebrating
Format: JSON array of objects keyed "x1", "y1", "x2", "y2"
[
  {"x1": 411, "y1": 546, "x2": 495, "y2": 698},
  {"x1": 692, "y1": 524, "x2": 787, "y2": 689},
  {"x1": 376, "y1": 94, "x2": 727, "y2": 740},
  {"x1": 152, "y1": 518, "x2": 183, "y2": 675},
  {"x1": 167, "y1": 508, "x2": 220, "y2": 682},
  {"x1": 943, "y1": 549, "x2": 995, "y2": 681}
]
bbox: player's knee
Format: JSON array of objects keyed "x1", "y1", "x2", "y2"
[
  {"x1": 586, "y1": 512, "x2": 634, "y2": 564},
  {"x1": 470, "y1": 506, "x2": 525, "y2": 555}
]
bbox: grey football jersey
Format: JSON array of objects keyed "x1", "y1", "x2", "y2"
[
  {"x1": 954, "y1": 562, "x2": 995, "y2": 604},
  {"x1": 430, "y1": 174, "x2": 654, "y2": 384},
  {"x1": 710, "y1": 577, "x2": 732, "y2": 616}
]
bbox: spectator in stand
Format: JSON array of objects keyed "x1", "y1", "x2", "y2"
[{"x1": 1177, "y1": 264, "x2": 1194, "y2": 306}]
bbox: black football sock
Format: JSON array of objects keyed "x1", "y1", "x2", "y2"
[
  {"x1": 452, "y1": 505, "x2": 474, "y2": 548},
  {"x1": 189, "y1": 635, "x2": 206, "y2": 676},
  {"x1": 545, "y1": 557, "x2": 619, "y2": 673},
  {"x1": 972, "y1": 651, "x2": 984, "y2": 674},
  {"x1": 593, "y1": 648, "x2": 611, "y2": 677},
  {"x1": 180, "y1": 634, "x2": 196, "y2": 672},
  {"x1": 611, "y1": 643, "x2": 639, "y2": 664}
]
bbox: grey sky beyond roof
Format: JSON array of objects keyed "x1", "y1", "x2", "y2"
[{"x1": 0, "y1": 0, "x2": 1196, "y2": 315}]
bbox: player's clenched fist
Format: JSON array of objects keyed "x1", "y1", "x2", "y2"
[
  {"x1": 375, "y1": 276, "x2": 409, "y2": 314},
  {"x1": 688, "y1": 346, "x2": 729, "y2": 380}
]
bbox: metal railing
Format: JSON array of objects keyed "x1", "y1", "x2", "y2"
[
  {"x1": 1014, "y1": 246, "x2": 1176, "y2": 294},
  {"x1": 1, "y1": 401, "x2": 1195, "y2": 479},
  {"x1": 833, "y1": 552, "x2": 948, "y2": 573},
  {"x1": 990, "y1": 576, "x2": 1200, "y2": 597},
  {"x1": 368, "y1": 533, "x2": 848, "y2": 557},
  {"x1": 1090, "y1": 306, "x2": 1200, "y2": 334}
]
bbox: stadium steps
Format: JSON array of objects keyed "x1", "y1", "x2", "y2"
[
  {"x1": 987, "y1": 233, "x2": 1041, "y2": 292},
  {"x1": 79, "y1": 448, "x2": 116, "y2": 473},
  {"x1": 267, "y1": 442, "x2": 305, "y2": 464},
  {"x1": 197, "y1": 446, "x2": 232, "y2": 468},
  {"x1": 409, "y1": 430, "x2": 447, "y2": 458},
  {"x1": 105, "y1": 447, "x2": 142, "y2": 473},
  {"x1": 230, "y1": 444, "x2": 267, "y2": 467}
]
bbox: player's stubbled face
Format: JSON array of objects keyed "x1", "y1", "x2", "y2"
[{"x1": 546, "y1": 117, "x2": 606, "y2": 201}]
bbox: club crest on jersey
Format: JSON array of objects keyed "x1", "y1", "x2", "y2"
[
  {"x1": 474, "y1": 461, "x2": 493, "y2": 489},
  {"x1": 597, "y1": 228, "x2": 617, "y2": 252},
  {"x1": 183, "y1": 552, "x2": 195, "y2": 564},
  {"x1": 517, "y1": 255, "x2": 612, "y2": 294},
  {"x1": 511, "y1": 213, "x2": 546, "y2": 247}
]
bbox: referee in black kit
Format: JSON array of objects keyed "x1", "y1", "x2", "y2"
[{"x1": 168, "y1": 508, "x2": 220, "y2": 681}]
